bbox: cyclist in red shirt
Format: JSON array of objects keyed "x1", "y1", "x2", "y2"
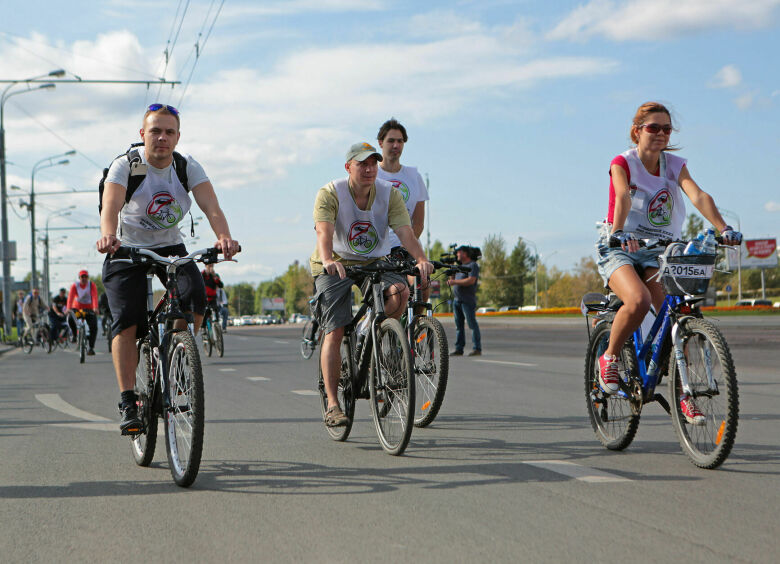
[
  {"x1": 201, "y1": 263, "x2": 224, "y2": 326},
  {"x1": 68, "y1": 270, "x2": 99, "y2": 355}
]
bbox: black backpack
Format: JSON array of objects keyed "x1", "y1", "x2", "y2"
[
  {"x1": 99, "y1": 142, "x2": 193, "y2": 236},
  {"x1": 98, "y1": 142, "x2": 189, "y2": 214}
]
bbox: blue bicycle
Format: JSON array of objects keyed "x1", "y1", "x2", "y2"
[{"x1": 581, "y1": 237, "x2": 738, "y2": 469}]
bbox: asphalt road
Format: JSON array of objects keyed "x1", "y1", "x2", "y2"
[{"x1": 1, "y1": 316, "x2": 779, "y2": 563}]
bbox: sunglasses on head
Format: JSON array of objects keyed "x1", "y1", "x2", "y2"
[
  {"x1": 147, "y1": 103, "x2": 180, "y2": 116},
  {"x1": 639, "y1": 123, "x2": 672, "y2": 134}
]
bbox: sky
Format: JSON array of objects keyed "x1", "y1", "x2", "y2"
[{"x1": 1, "y1": 0, "x2": 778, "y2": 292}]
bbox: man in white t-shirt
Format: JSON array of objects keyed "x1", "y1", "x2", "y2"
[
  {"x1": 96, "y1": 103, "x2": 239, "y2": 435},
  {"x1": 376, "y1": 118, "x2": 431, "y2": 302}
]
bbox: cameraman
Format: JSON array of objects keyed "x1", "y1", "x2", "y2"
[{"x1": 447, "y1": 245, "x2": 481, "y2": 356}]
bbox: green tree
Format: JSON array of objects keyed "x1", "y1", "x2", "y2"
[
  {"x1": 506, "y1": 237, "x2": 533, "y2": 306},
  {"x1": 228, "y1": 283, "x2": 255, "y2": 316},
  {"x1": 682, "y1": 213, "x2": 704, "y2": 241},
  {"x1": 479, "y1": 234, "x2": 508, "y2": 307}
]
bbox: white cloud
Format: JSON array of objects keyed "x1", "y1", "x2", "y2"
[
  {"x1": 548, "y1": 0, "x2": 780, "y2": 42},
  {"x1": 735, "y1": 93, "x2": 754, "y2": 109},
  {"x1": 710, "y1": 64, "x2": 742, "y2": 88},
  {"x1": 765, "y1": 201, "x2": 780, "y2": 212}
]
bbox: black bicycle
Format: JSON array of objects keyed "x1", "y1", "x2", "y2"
[
  {"x1": 300, "y1": 314, "x2": 321, "y2": 360},
  {"x1": 393, "y1": 258, "x2": 470, "y2": 427},
  {"x1": 102, "y1": 312, "x2": 113, "y2": 352},
  {"x1": 109, "y1": 246, "x2": 235, "y2": 487},
  {"x1": 201, "y1": 303, "x2": 224, "y2": 358},
  {"x1": 22, "y1": 319, "x2": 51, "y2": 354},
  {"x1": 317, "y1": 261, "x2": 415, "y2": 455}
]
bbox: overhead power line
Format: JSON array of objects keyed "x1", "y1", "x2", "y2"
[{"x1": 177, "y1": 0, "x2": 225, "y2": 108}]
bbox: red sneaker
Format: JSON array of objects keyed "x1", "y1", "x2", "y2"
[
  {"x1": 598, "y1": 354, "x2": 620, "y2": 394},
  {"x1": 679, "y1": 394, "x2": 706, "y2": 426}
]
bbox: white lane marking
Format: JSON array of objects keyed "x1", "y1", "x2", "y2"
[
  {"x1": 35, "y1": 394, "x2": 111, "y2": 422},
  {"x1": 50, "y1": 422, "x2": 118, "y2": 432},
  {"x1": 523, "y1": 460, "x2": 631, "y2": 483},
  {"x1": 292, "y1": 390, "x2": 319, "y2": 396},
  {"x1": 219, "y1": 368, "x2": 236, "y2": 372},
  {"x1": 274, "y1": 340, "x2": 289, "y2": 344},
  {"x1": 247, "y1": 376, "x2": 269, "y2": 381},
  {"x1": 473, "y1": 359, "x2": 538, "y2": 367}
]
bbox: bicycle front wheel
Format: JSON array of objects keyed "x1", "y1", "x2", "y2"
[
  {"x1": 585, "y1": 321, "x2": 640, "y2": 451},
  {"x1": 301, "y1": 320, "x2": 316, "y2": 359},
  {"x1": 39, "y1": 327, "x2": 52, "y2": 354},
  {"x1": 131, "y1": 340, "x2": 158, "y2": 467},
  {"x1": 410, "y1": 316, "x2": 449, "y2": 428},
  {"x1": 202, "y1": 322, "x2": 213, "y2": 357},
  {"x1": 214, "y1": 323, "x2": 224, "y2": 357},
  {"x1": 318, "y1": 333, "x2": 355, "y2": 441},
  {"x1": 78, "y1": 327, "x2": 86, "y2": 363},
  {"x1": 668, "y1": 318, "x2": 738, "y2": 469},
  {"x1": 22, "y1": 333, "x2": 34, "y2": 354},
  {"x1": 164, "y1": 330, "x2": 204, "y2": 487},
  {"x1": 369, "y1": 318, "x2": 415, "y2": 455}
]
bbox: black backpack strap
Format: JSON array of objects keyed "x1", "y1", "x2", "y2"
[{"x1": 171, "y1": 151, "x2": 189, "y2": 191}]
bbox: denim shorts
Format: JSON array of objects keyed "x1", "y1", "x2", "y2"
[{"x1": 596, "y1": 235, "x2": 664, "y2": 286}]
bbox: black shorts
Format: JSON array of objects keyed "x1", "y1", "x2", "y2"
[{"x1": 102, "y1": 243, "x2": 206, "y2": 339}]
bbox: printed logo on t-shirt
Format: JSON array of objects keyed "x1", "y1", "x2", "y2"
[
  {"x1": 146, "y1": 191, "x2": 183, "y2": 229},
  {"x1": 647, "y1": 189, "x2": 673, "y2": 227},
  {"x1": 388, "y1": 179, "x2": 410, "y2": 203},
  {"x1": 348, "y1": 221, "x2": 378, "y2": 254}
]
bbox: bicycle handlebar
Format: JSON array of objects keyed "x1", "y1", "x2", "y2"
[
  {"x1": 108, "y1": 245, "x2": 241, "y2": 266},
  {"x1": 608, "y1": 236, "x2": 728, "y2": 249}
]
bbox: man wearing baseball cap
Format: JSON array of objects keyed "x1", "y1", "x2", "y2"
[
  {"x1": 309, "y1": 141, "x2": 433, "y2": 427},
  {"x1": 68, "y1": 270, "x2": 99, "y2": 355}
]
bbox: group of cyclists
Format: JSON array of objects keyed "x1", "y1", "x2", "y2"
[
  {"x1": 82, "y1": 100, "x2": 740, "y2": 465},
  {"x1": 13, "y1": 272, "x2": 103, "y2": 353}
]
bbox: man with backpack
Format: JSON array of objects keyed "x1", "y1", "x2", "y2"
[{"x1": 96, "y1": 103, "x2": 239, "y2": 435}]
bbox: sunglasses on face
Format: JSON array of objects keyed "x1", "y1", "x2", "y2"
[
  {"x1": 639, "y1": 123, "x2": 673, "y2": 135},
  {"x1": 147, "y1": 103, "x2": 180, "y2": 116}
]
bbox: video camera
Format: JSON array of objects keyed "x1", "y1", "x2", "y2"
[{"x1": 440, "y1": 243, "x2": 481, "y2": 265}]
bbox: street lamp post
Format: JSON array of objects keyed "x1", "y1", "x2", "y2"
[
  {"x1": 0, "y1": 70, "x2": 61, "y2": 334},
  {"x1": 524, "y1": 238, "x2": 539, "y2": 309},
  {"x1": 29, "y1": 152, "x2": 74, "y2": 291},
  {"x1": 43, "y1": 208, "x2": 75, "y2": 299}
]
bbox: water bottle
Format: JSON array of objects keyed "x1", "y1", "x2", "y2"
[
  {"x1": 701, "y1": 228, "x2": 717, "y2": 255},
  {"x1": 356, "y1": 308, "x2": 371, "y2": 336},
  {"x1": 684, "y1": 232, "x2": 705, "y2": 256}
]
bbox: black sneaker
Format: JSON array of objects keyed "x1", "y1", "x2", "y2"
[
  {"x1": 450, "y1": 350, "x2": 463, "y2": 356},
  {"x1": 467, "y1": 350, "x2": 482, "y2": 357},
  {"x1": 87, "y1": 349, "x2": 95, "y2": 356},
  {"x1": 118, "y1": 403, "x2": 143, "y2": 435}
]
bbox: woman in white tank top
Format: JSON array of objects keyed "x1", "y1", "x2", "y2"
[{"x1": 594, "y1": 101, "x2": 741, "y2": 406}]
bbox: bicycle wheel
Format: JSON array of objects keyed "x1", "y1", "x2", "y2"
[
  {"x1": 318, "y1": 333, "x2": 355, "y2": 441},
  {"x1": 22, "y1": 333, "x2": 34, "y2": 354},
  {"x1": 585, "y1": 321, "x2": 640, "y2": 451},
  {"x1": 202, "y1": 321, "x2": 213, "y2": 357},
  {"x1": 131, "y1": 340, "x2": 158, "y2": 466},
  {"x1": 164, "y1": 330, "x2": 204, "y2": 487},
  {"x1": 410, "y1": 316, "x2": 449, "y2": 428},
  {"x1": 369, "y1": 318, "x2": 415, "y2": 455},
  {"x1": 78, "y1": 327, "x2": 86, "y2": 364},
  {"x1": 214, "y1": 323, "x2": 224, "y2": 357},
  {"x1": 668, "y1": 318, "x2": 738, "y2": 469},
  {"x1": 39, "y1": 327, "x2": 52, "y2": 354},
  {"x1": 301, "y1": 320, "x2": 316, "y2": 359}
]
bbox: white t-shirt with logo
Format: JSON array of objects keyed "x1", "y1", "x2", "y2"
[
  {"x1": 621, "y1": 149, "x2": 687, "y2": 240},
  {"x1": 105, "y1": 147, "x2": 209, "y2": 248},
  {"x1": 331, "y1": 178, "x2": 393, "y2": 260},
  {"x1": 376, "y1": 165, "x2": 429, "y2": 248}
]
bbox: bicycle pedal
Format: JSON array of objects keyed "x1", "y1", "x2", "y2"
[{"x1": 121, "y1": 424, "x2": 144, "y2": 436}]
